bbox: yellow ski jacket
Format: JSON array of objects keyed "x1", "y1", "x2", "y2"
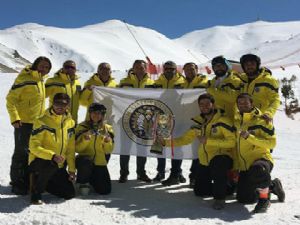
[
  {"x1": 45, "y1": 70, "x2": 81, "y2": 123},
  {"x1": 239, "y1": 68, "x2": 280, "y2": 118},
  {"x1": 154, "y1": 73, "x2": 185, "y2": 89},
  {"x1": 181, "y1": 74, "x2": 208, "y2": 89},
  {"x1": 234, "y1": 107, "x2": 276, "y2": 171},
  {"x1": 29, "y1": 108, "x2": 76, "y2": 173},
  {"x1": 80, "y1": 74, "x2": 118, "y2": 107},
  {"x1": 119, "y1": 73, "x2": 155, "y2": 88},
  {"x1": 6, "y1": 66, "x2": 47, "y2": 124},
  {"x1": 167, "y1": 110, "x2": 236, "y2": 166},
  {"x1": 75, "y1": 121, "x2": 114, "y2": 166}
]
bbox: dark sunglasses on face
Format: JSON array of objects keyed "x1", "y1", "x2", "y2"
[
  {"x1": 53, "y1": 101, "x2": 69, "y2": 107},
  {"x1": 164, "y1": 67, "x2": 176, "y2": 71},
  {"x1": 64, "y1": 65, "x2": 76, "y2": 70}
]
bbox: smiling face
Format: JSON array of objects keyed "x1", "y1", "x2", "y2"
[
  {"x1": 97, "y1": 63, "x2": 111, "y2": 83},
  {"x1": 36, "y1": 60, "x2": 51, "y2": 76},
  {"x1": 237, "y1": 96, "x2": 253, "y2": 113},
  {"x1": 198, "y1": 98, "x2": 214, "y2": 115}
]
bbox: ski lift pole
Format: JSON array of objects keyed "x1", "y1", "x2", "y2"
[{"x1": 123, "y1": 20, "x2": 148, "y2": 58}]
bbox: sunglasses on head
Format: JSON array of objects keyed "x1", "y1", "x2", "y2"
[{"x1": 164, "y1": 67, "x2": 176, "y2": 71}]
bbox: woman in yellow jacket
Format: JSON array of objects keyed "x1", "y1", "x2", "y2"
[
  {"x1": 235, "y1": 93, "x2": 284, "y2": 213},
  {"x1": 162, "y1": 94, "x2": 236, "y2": 210},
  {"x1": 29, "y1": 93, "x2": 76, "y2": 204},
  {"x1": 75, "y1": 103, "x2": 114, "y2": 195},
  {"x1": 46, "y1": 60, "x2": 81, "y2": 124},
  {"x1": 6, "y1": 56, "x2": 52, "y2": 195}
]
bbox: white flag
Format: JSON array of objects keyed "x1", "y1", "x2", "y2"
[{"x1": 93, "y1": 87, "x2": 206, "y2": 159}]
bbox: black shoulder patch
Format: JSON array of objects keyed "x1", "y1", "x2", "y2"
[
  {"x1": 221, "y1": 83, "x2": 240, "y2": 91},
  {"x1": 193, "y1": 85, "x2": 206, "y2": 89},
  {"x1": 119, "y1": 83, "x2": 134, "y2": 88}
]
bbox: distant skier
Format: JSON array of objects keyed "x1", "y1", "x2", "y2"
[{"x1": 6, "y1": 56, "x2": 52, "y2": 195}]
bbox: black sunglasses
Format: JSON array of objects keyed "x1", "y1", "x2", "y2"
[{"x1": 64, "y1": 65, "x2": 76, "y2": 70}]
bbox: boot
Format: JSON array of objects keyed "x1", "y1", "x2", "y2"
[
  {"x1": 153, "y1": 173, "x2": 165, "y2": 182},
  {"x1": 118, "y1": 174, "x2": 128, "y2": 183},
  {"x1": 271, "y1": 178, "x2": 285, "y2": 202},
  {"x1": 253, "y1": 198, "x2": 270, "y2": 213},
  {"x1": 161, "y1": 175, "x2": 180, "y2": 186},
  {"x1": 137, "y1": 173, "x2": 152, "y2": 183}
]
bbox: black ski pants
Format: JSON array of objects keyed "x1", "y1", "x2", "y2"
[
  {"x1": 157, "y1": 158, "x2": 182, "y2": 177},
  {"x1": 10, "y1": 123, "x2": 33, "y2": 190},
  {"x1": 76, "y1": 156, "x2": 111, "y2": 195},
  {"x1": 236, "y1": 159, "x2": 273, "y2": 204},
  {"x1": 120, "y1": 155, "x2": 147, "y2": 177},
  {"x1": 193, "y1": 155, "x2": 233, "y2": 200},
  {"x1": 29, "y1": 158, "x2": 75, "y2": 199}
]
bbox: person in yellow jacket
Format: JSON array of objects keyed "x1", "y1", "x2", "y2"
[
  {"x1": 161, "y1": 93, "x2": 236, "y2": 209},
  {"x1": 75, "y1": 103, "x2": 114, "y2": 195},
  {"x1": 80, "y1": 62, "x2": 117, "y2": 110},
  {"x1": 207, "y1": 56, "x2": 243, "y2": 119},
  {"x1": 118, "y1": 60, "x2": 154, "y2": 183},
  {"x1": 239, "y1": 54, "x2": 280, "y2": 122},
  {"x1": 181, "y1": 62, "x2": 208, "y2": 188},
  {"x1": 46, "y1": 60, "x2": 81, "y2": 123},
  {"x1": 6, "y1": 56, "x2": 52, "y2": 195},
  {"x1": 153, "y1": 61, "x2": 186, "y2": 185},
  {"x1": 29, "y1": 93, "x2": 76, "y2": 204},
  {"x1": 234, "y1": 93, "x2": 285, "y2": 213}
]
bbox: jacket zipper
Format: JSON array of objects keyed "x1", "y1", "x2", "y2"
[
  {"x1": 93, "y1": 135, "x2": 97, "y2": 162},
  {"x1": 59, "y1": 118, "x2": 64, "y2": 155},
  {"x1": 238, "y1": 116, "x2": 248, "y2": 170}
]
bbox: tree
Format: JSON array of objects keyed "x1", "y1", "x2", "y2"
[{"x1": 281, "y1": 75, "x2": 300, "y2": 119}]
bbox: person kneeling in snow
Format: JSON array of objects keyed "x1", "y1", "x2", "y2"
[
  {"x1": 29, "y1": 93, "x2": 76, "y2": 204},
  {"x1": 160, "y1": 93, "x2": 236, "y2": 210},
  {"x1": 235, "y1": 93, "x2": 285, "y2": 213},
  {"x1": 75, "y1": 103, "x2": 114, "y2": 195}
]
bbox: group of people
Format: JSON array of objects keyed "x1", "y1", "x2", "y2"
[{"x1": 6, "y1": 54, "x2": 285, "y2": 213}]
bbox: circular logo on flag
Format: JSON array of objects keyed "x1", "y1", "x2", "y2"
[{"x1": 122, "y1": 99, "x2": 174, "y2": 146}]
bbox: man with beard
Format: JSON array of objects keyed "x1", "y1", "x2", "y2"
[
  {"x1": 207, "y1": 56, "x2": 243, "y2": 119},
  {"x1": 160, "y1": 94, "x2": 236, "y2": 210},
  {"x1": 239, "y1": 54, "x2": 280, "y2": 123}
]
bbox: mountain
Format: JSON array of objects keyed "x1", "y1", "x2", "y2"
[
  {"x1": 175, "y1": 21, "x2": 300, "y2": 68},
  {"x1": 0, "y1": 20, "x2": 208, "y2": 72}
]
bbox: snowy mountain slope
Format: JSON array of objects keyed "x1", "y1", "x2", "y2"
[
  {"x1": 175, "y1": 21, "x2": 300, "y2": 67},
  {"x1": 0, "y1": 20, "x2": 208, "y2": 72}
]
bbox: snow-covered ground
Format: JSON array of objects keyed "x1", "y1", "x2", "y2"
[{"x1": 1, "y1": 64, "x2": 300, "y2": 225}]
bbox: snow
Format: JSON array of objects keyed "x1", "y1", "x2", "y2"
[{"x1": 1, "y1": 21, "x2": 300, "y2": 224}]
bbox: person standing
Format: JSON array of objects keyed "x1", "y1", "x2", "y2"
[
  {"x1": 181, "y1": 62, "x2": 208, "y2": 187},
  {"x1": 6, "y1": 56, "x2": 52, "y2": 195},
  {"x1": 29, "y1": 93, "x2": 76, "y2": 204},
  {"x1": 154, "y1": 61, "x2": 186, "y2": 185},
  {"x1": 46, "y1": 60, "x2": 81, "y2": 124},
  {"x1": 118, "y1": 60, "x2": 154, "y2": 183},
  {"x1": 75, "y1": 103, "x2": 114, "y2": 195}
]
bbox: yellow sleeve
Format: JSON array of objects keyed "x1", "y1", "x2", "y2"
[
  {"x1": 264, "y1": 79, "x2": 280, "y2": 118},
  {"x1": 75, "y1": 125, "x2": 90, "y2": 153},
  {"x1": 79, "y1": 87, "x2": 92, "y2": 107},
  {"x1": 166, "y1": 129, "x2": 198, "y2": 147},
  {"x1": 66, "y1": 130, "x2": 76, "y2": 173},
  {"x1": 6, "y1": 85, "x2": 21, "y2": 123},
  {"x1": 103, "y1": 125, "x2": 114, "y2": 154},
  {"x1": 206, "y1": 125, "x2": 236, "y2": 148},
  {"x1": 245, "y1": 125, "x2": 276, "y2": 149}
]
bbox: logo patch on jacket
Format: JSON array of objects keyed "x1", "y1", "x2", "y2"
[{"x1": 255, "y1": 87, "x2": 260, "y2": 92}]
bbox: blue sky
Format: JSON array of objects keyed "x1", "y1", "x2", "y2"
[{"x1": 2, "y1": 0, "x2": 300, "y2": 38}]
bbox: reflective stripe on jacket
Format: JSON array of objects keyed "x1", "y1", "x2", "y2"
[
  {"x1": 6, "y1": 66, "x2": 47, "y2": 124},
  {"x1": 46, "y1": 71, "x2": 81, "y2": 123},
  {"x1": 167, "y1": 110, "x2": 236, "y2": 166},
  {"x1": 29, "y1": 108, "x2": 76, "y2": 172},
  {"x1": 75, "y1": 121, "x2": 114, "y2": 166},
  {"x1": 240, "y1": 68, "x2": 280, "y2": 118},
  {"x1": 234, "y1": 107, "x2": 276, "y2": 171}
]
